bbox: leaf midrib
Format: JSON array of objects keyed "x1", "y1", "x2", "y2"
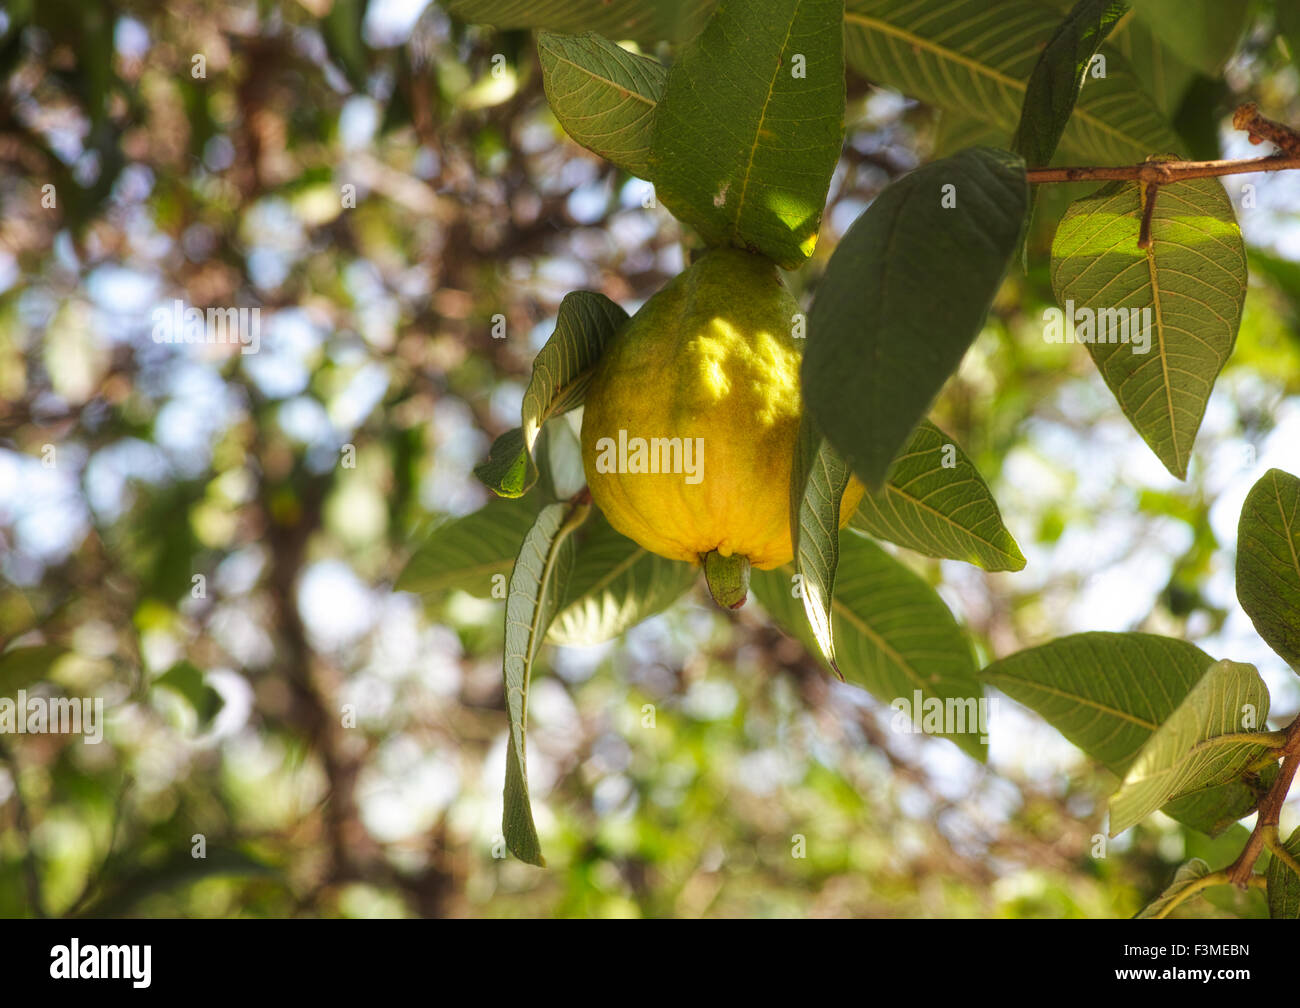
[{"x1": 730, "y1": 5, "x2": 802, "y2": 242}]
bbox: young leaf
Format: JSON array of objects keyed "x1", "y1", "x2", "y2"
[
  {"x1": 1135, "y1": 858, "x2": 1213, "y2": 919},
  {"x1": 502, "y1": 495, "x2": 590, "y2": 865},
  {"x1": 1109, "y1": 660, "x2": 1273, "y2": 836},
  {"x1": 982, "y1": 632, "x2": 1214, "y2": 776},
  {"x1": 803, "y1": 146, "x2": 1027, "y2": 490},
  {"x1": 476, "y1": 291, "x2": 627, "y2": 498},
  {"x1": 1266, "y1": 825, "x2": 1300, "y2": 919},
  {"x1": 1050, "y1": 175, "x2": 1247, "y2": 479},
  {"x1": 843, "y1": 0, "x2": 1179, "y2": 163},
  {"x1": 474, "y1": 427, "x2": 537, "y2": 498},
  {"x1": 444, "y1": 0, "x2": 711, "y2": 46},
  {"x1": 850, "y1": 419, "x2": 1024, "y2": 571},
  {"x1": 1235, "y1": 468, "x2": 1300, "y2": 672},
  {"x1": 1011, "y1": 0, "x2": 1127, "y2": 170},
  {"x1": 547, "y1": 511, "x2": 699, "y2": 645},
  {"x1": 396, "y1": 496, "x2": 541, "y2": 600},
  {"x1": 789, "y1": 416, "x2": 853, "y2": 674},
  {"x1": 537, "y1": 32, "x2": 666, "y2": 179},
  {"x1": 753, "y1": 534, "x2": 985, "y2": 759},
  {"x1": 648, "y1": 0, "x2": 845, "y2": 268}
]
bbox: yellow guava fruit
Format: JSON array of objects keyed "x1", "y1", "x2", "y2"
[{"x1": 580, "y1": 248, "x2": 865, "y2": 608}]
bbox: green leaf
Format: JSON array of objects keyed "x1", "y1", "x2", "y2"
[
  {"x1": 443, "y1": 0, "x2": 713, "y2": 46},
  {"x1": 1159, "y1": 762, "x2": 1277, "y2": 838},
  {"x1": 547, "y1": 511, "x2": 698, "y2": 645},
  {"x1": 1267, "y1": 825, "x2": 1300, "y2": 919},
  {"x1": 1012, "y1": 0, "x2": 1126, "y2": 170},
  {"x1": 0, "y1": 644, "x2": 65, "y2": 693},
  {"x1": 502, "y1": 495, "x2": 590, "y2": 865},
  {"x1": 476, "y1": 291, "x2": 627, "y2": 498},
  {"x1": 982, "y1": 631, "x2": 1213, "y2": 776},
  {"x1": 753, "y1": 534, "x2": 986, "y2": 759},
  {"x1": 932, "y1": 112, "x2": 1009, "y2": 158},
  {"x1": 789, "y1": 416, "x2": 853, "y2": 674},
  {"x1": 536, "y1": 414, "x2": 587, "y2": 502},
  {"x1": 850, "y1": 419, "x2": 1024, "y2": 571},
  {"x1": 648, "y1": 0, "x2": 845, "y2": 268},
  {"x1": 1235, "y1": 468, "x2": 1300, "y2": 672},
  {"x1": 153, "y1": 661, "x2": 224, "y2": 728},
  {"x1": 1127, "y1": 0, "x2": 1248, "y2": 77},
  {"x1": 804, "y1": 146, "x2": 1027, "y2": 489},
  {"x1": 1135, "y1": 858, "x2": 1212, "y2": 919},
  {"x1": 396, "y1": 496, "x2": 541, "y2": 600},
  {"x1": 537, "y1": 32, "x2": 666, "y2": 179},
  {"x1": 1106, "y1": 8, "x2": 1195, "y2": 118},
  {"x1": 474, "y1": 427, "x2": 537, "y2": 498},
  {"x1": 1109, "y1": 660, "x2": 1272, "y2": 836},
  {"x1": 1050, "y1": 175, "x2": 1247, "y2": 479},
  {"x1": 844, "y1": 0, "x2": 1180, "y2": 164}
]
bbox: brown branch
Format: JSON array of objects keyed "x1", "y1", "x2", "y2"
[
  {"x1": 1232, "y1": 102, "x2": 1300, "y2": 157},
  {"x1": 1028, "y1": 102, "x2": 1300, "y2": 186},
  {"x1": 1226, "y1": 713, "x2": 1300, "y2": 888},
  {"x1": 1137, "y1": 182, "x2": 1159, "y2": 250},
  {"x1": 1027, "y1": 152, "x2": 1300, "y2": 185}
]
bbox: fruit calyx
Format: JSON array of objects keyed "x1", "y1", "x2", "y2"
[{"x1": 703, "y1": 550, "x2": 751, "y2": 609}]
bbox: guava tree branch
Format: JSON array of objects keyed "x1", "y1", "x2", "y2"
[
  {"x1": 1026, "y1": 152, "x2": 1300, "y2": 186},
  {"x1": 1225, "y1": 712, "x2": 1300, "y2": 888},
  {"x1": 1027, "y1": 103, "x2": 1300, "y2": 186}
]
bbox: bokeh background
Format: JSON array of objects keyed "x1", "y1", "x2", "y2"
[{"x1": 2, "y1": 0, "x2": 1300, "y2": 918}]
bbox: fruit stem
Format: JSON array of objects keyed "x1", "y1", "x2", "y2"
[{"x1": 703, "y1": 551, "x2": 751, "y2": 610}]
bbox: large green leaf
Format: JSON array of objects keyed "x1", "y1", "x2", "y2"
[
  {"x1": 1109, "y1": 660, "x2": 1273, "y2": 836},
  {"x1": 502, "y1": 496, "x2": 590, "y2": 865},
  {"x1": 1050, "y1": 175, "x2": 1246, "y2": 479},
  {"x1": 843, "y1": 0, "x2": 1179, "y2": 164},
  {"x1": 803, "y1": 146, "x2": 1027, "y2": 489},
  {"x1": 547, "y1": 511, "x2": 698, "y2": 645},
  {"x1": 850, "y1": 419, "x2": 1024, "y2": 571},
  {"x1": 396, "y1": 496, "x2": 540, "y2": 600},
  {"x1": 789, "y1": 417, "x2": 854, "y2": 674},
  {"x1": 1012, "y1": 0, "x2": 1127, "y2": 170},
  {"x1": 1267, "y1": 825, "x2": 1300, "y2": 919},
  {"x1": 1235, "y1": 468, "x2": 1300, "y2": 672},
  {"x1": 982, "y1": 631, "x2": 1213, "y2": 776},
  {"x1": 537, "y1": 32, "x2": 666, "y2": 179},
  {"x1": 443, "y1": 0, "x2": 713, "y2": 45},
  {"x1": 476, "y1": 291, "x2": 627, "y2": 498},
  {"x1": 648, "y1": 0, "x2": 845, "y2": 268},
  {"x1": 1127, "y1": 0, "x2": 1248, "y2": 77},
  {"x1": 754, "y1": 534, "x2": 985, "y2": 759}
]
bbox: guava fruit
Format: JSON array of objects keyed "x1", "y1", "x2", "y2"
[{"x1": 580, "y1": 248, "x2": 865, "y2": 608}]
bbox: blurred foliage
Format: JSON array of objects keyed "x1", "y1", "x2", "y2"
[{"x1": 0, "y1": 0, "x2": 1298, "y2": 918}]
